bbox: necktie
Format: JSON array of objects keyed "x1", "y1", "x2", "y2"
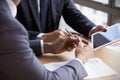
[{"x1": 40, "y1": 0, "x2": 47, "y2": 32}]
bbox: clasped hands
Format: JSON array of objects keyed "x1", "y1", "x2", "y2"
[
  {"x1": 42, "y1": 29, "x2": 83, "y2": 53},
  {"x1": 40, "y1": 25, "x2": 107, "y2": 63},
  {"x1": 40, "y1": 29, "x2": 93, "y2": 63}
]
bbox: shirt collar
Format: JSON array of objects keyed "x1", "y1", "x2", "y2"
[
  {"x1": 37, "y1": 0, "x2": 40, "y2": 13},
  {"x1": 6, "y1": 0, "x2": 17, "y2": 17}
]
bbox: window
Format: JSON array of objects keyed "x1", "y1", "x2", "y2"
[
  {"x1": 74, "y1": 0, "x2": 120, "y2": 26},
  {"x1": 76, "y1": 4, "x2": 108, "y2": 25},
  {"x1": 115, "y1": 0, "x2": 120, "y2": 8},
  {"x1": 59, "y1": 0, "x2": 120, "y2": 33},
  {"x1": 91, "y1": 0, "x2": 109, "y2": 4}
]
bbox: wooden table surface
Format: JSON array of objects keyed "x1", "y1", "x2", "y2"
[{"x1": 38, "y1": 41, "x2": 120, "y2": 80}]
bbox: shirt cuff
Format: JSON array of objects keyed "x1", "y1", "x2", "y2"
[
  {"x1": 88, "y1": 27, "x2": 96, "y2": 38},
  {"x1": 37, "y1": 33, "x2": 45, "y2": 38},
  {"x1": 37, "y1": 33, "x2": 44, "y2": 54},
  {"x1": 40, "y1": 39, "x2": 44, "y2": 54},
  {"x1": 73, "y1": 58, "x2": 84, "y2": 66}
]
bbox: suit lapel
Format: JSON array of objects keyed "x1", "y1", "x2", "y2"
[{"x1": 28, "y1": 0, "x2": 41, "y2": 31}]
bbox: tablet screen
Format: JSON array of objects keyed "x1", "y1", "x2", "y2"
[{"x1": 91, "y1": 23, "x2": 120, "y2": 50}]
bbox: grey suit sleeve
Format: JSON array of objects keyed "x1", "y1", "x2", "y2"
[
  {"x1": 0, "y1": 2, "x2": 87, "y2": 79},
  {"x1": 0, "y1": 25, "x2": 88, "y2": 80},
  {"x1": 0, "y1": 17, "x2": 87, "y2": 80}
]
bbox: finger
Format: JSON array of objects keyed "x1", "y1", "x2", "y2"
[
  {"x1": 67, "y1": 47, "x2": 75, "y2": 51},
  {"x1": 69, "y1": 36, "x2": 74, "y2": 40},
  {"x1": 88, "y1": 42, "x2": 93, "y2": 47},
  {"x1": 81, "y1": 38, "x2": 89, "y2": 45},
  {"x1": 78, "y1": 39, "x2": 84, "y2": 48},
  {"x1": 97, "y1": 25, "x2": 107, "y2": 32},
  {"x1": 87, "y1": 42, "x2": 94, "y2": 55},
  {"x1": 74, "y1": 35, "x2": 81, "y2": 42},
  {"x1": 69, "y1": 36, "x2": 78, "y2": 42},
  {"x1": 56, "y1": 29, "x2": 68, "y2": 37},
  {"x1": 59, "y1": 29, "x2": 69, "y2": 36}
]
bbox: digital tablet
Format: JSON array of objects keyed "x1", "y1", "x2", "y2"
[{"x1": 91, "y1": 23, "x2": 120, "y2": 50}]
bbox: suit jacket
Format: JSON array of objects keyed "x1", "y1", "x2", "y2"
[
  {"x1": 17, "y1": 0, "x2": 96, "y2": 55},
  {"x1": 0, "y1": 0, "x2": 87, "y2": 80}
]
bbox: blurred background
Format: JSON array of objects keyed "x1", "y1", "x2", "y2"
[{"x1": 59, "y1": 0, "x2": 120, "y2": 33}]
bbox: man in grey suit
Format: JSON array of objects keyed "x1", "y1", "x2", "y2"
[{"x1": 0, "y1": 0, "x2": 93, "y2": 80}]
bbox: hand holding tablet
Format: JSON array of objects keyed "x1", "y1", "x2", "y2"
[{"x1": 91, "y1": 23, "x2": 120, "y2": 50}]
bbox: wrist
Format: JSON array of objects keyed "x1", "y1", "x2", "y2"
[
  {"x1": 74, "y1": 58, "x2": 84, "y2": 65},
  {"x1": 37, "y1": 33, "x2": 45, "y2": 39},
  {"x1": 44, "y1": 42, "x2": 53, "y2": 53},
  {"x1": 76, "y1": 55, "x2": 86, "y2": 64}
]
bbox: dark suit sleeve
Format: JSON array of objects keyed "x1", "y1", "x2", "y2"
[
  {"x1": 29, "y1": 39, "x2": 43, "y2": 56},
  {"x1": 63, "y1": 0, "x2": 96, "y2": 37},
  {"x1": 17, "y1": 2, "x2": 43, "y2": 56}
]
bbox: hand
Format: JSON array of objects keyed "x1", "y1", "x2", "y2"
[
  {"x1": 41, "y1": 29, "x2": 68, "y2": 42},
  {"x1": 64, "y1": 35, "x2": 81, "y2": 51},
  {"x1": 91, "y1": 25, "x2": 107, "y2": 34},
  {"x1": 44, "y1": 36, "x2": 69, "y2": 53},
  {"x1": 43, "y1": 29, "x2": 81, "y2": 53},
  {"x1": 43, "y1": 29, "x2": 67, "y2": 53},
  {"x1": 44, "y1": 34, "x2": 80, "y2": 54},
  {"x1": 75, "y1": 40, "x2": 94, "y2": 64}
]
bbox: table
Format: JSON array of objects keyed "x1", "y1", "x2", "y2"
[{"x1": 38, "y1": 41, "x2": 120, "y2": 80}]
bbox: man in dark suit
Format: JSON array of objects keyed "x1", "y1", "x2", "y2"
[
  {"x1": 0, "y1": 0, "x2": 93, "y2": 80},
  {"x1": 17, "y1": 0, "x2": 107, "y2": 56}
]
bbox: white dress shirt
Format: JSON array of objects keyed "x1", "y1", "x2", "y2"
[
  {"x1": 6, "y1": 0, "x2": 17, "y2": 17},
  {"x1": 37, "y1": 0, "x2": 40, "y2": 13}
]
